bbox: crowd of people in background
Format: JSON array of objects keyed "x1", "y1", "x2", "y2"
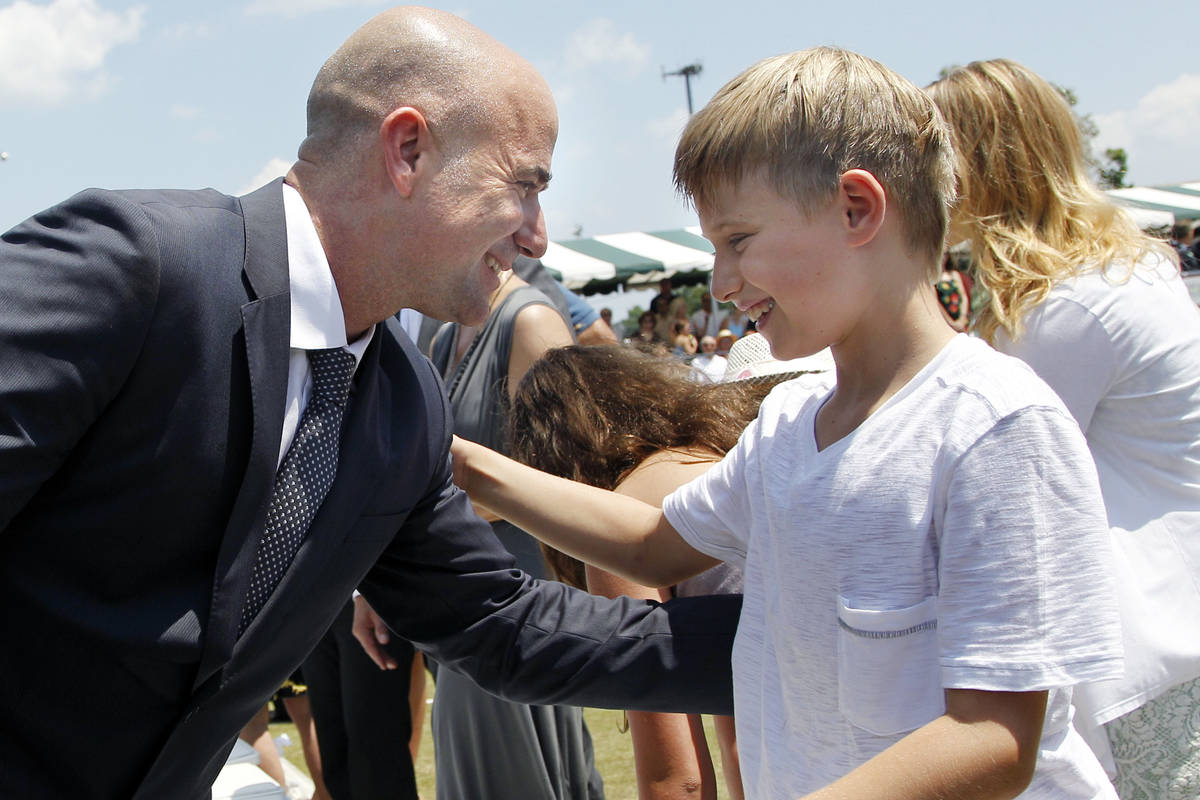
[
  {"x1": 603, "y1": 277, "x2": 757, "y2": 383},
  {"x1": 1170, "y1": 220, "x2": 1200, "y2": 272}
]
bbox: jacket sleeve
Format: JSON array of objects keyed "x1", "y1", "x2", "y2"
[
  {"x1": 358, "y1": 446, "x2": 739, "y2": 717},
  {"x1": 0, "y1": 191, "x2": 160, "y2": 531}
]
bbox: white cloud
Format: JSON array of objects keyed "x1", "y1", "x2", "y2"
[
  {"x1": 0, "y1": 0, "x2": 144, "y2": 107},
  {"x1": 648, "y1": 108, "x2": 689, "y2": 144},
  {"x1": 563, "y1": 18, "x2": 650, "y2": 75},
  {"x1": 236, "y1": 157, "x2": 292, "y2": 196},
  {"x1": 548, "y1": 79, "x2": 577, "y2": 107},
  {"x1": 159, "y1": 21, "x2": 210, "y2": 41},
  {"x1": 170, "y1": 103, "x2": 201, "y2": 120},
  {"x1": 1092, "y1": 110, "x2": 1130, "y2": 154},
  {"x1": 1094, "y1": 73, "x2": 1200, "y2": 185},
  {"x1": 244, "y1": 0, "x2": 378, "y2": 18}
]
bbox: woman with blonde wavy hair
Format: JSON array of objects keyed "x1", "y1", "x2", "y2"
[{"x1": 929, "y1": 59, "x2": 1200, "y2": 800}]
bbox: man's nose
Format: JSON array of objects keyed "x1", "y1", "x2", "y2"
[{"x1": 516, "y1": 201, "x2": 548, "y2": 259}]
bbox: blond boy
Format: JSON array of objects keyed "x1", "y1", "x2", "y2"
[{"x1": 454, "y1": 48, "x2": 1122, "y2": 798}]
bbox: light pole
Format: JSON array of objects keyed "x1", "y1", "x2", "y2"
[{"x1": 662, "y1": 62, "x2": 702, "y2": 115}]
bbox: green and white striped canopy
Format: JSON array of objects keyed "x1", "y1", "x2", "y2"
[
  {"x1": 1107, "y1": 182, "x2": 1200, "y2": 226},
  {"x1": 542, "y1": 228, "x2": 714, "y2": 294}
]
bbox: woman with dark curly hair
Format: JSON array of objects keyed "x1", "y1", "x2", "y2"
[{"x1": 507, "y1": 344, "x2": 824, "y2": 800}]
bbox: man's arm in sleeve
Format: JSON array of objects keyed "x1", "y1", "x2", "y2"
[
  {"x1": 0, "y1": 191, "x2": 159, "y2": 529},
  {"x1": 357, "y1": 455, "x2": 738, "y2": 717}
]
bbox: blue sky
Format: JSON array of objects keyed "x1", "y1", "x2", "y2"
[{"x1": 1, "y1": 0, "x2": 1197, "y2": 245}]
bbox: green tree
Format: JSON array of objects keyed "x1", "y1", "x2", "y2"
[
  {"x1": 1051, "y1": 84, "x2": 1100, "y2": 143},
  {"x1": 1098, "y1": 147, "x2": 1130, "y2": 189},
  {"x1": 1048, "y1": 84, "x2": 1136, "y2": 187}
]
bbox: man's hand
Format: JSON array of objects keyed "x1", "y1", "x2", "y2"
[{"x1": 351, "y1": 595, "x2": 399, "y2": 671}]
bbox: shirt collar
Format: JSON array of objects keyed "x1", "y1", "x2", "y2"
[{"x1": 282, "y1": 182, "x2": 373, "y2": 364}]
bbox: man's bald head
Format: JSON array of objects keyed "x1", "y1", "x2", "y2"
[
  {"x1": 299, "y1": 6, "x2": 542, "y2": 165},
  {"x1": 289, "y1": 6, "x2": 558, "y2": 337}
]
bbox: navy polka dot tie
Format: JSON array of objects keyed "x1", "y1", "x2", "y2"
[{"x1": 239, "y1": 347, "x2": 357, "y2": 637}]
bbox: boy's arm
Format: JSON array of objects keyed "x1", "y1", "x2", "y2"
[
  {"x1": 803, "y1": 689, "x2": 1046, "y2": 800},
  {"x1": 450, "y1": 435, "x2": 719, "y2": 587}
]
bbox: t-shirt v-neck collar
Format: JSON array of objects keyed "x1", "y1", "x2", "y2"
[{"x1": 807, "y1": 334, "x2": 967, "y2": 458}]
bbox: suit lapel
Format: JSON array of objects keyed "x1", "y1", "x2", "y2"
[{"x1": 194, "y1": 180, "x2": 291, "y2": 689}]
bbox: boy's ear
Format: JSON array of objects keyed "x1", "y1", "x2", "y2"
[
  {"x1": 838, "y1": 169, "x2": 886, "y2": 248},
  {"x1": 380, "y1": 107, "x2": 432, "y2": 199}
]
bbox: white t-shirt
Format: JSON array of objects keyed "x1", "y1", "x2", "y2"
[
  {"x1": 995, "y1": 256, "x2": 1200, "y2": 740},
  {"x1": 663, "y1": 335, "x2": 1123, "y2": 799}
]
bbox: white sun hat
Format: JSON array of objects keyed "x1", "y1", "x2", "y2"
[{"x1": 721, "y1": 332, "x2": 835, "y2": 383}]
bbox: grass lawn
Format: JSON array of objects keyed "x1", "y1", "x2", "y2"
[{"x1": 271, "y1": 680, "x2": 730, "y2": 798}]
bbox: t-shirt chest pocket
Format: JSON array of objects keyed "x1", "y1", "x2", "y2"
[{"x1": 836, "y1": 595, "x2": 945, "y2": 736}]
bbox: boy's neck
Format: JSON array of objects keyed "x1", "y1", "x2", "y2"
[{"x1": 816, "y1": 275, "x2": 956, "y2": 451}]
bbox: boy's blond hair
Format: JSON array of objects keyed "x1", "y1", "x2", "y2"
[
  {"x1": 674, "y1": 47, "x2": 956, "y2": 265},
  {"x1": 926, "y1": 59, "x2": 1174, "y2": 344}
]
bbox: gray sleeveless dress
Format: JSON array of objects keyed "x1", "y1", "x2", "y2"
[{"x1": 430, "y1": 286, "x2": 604, "y2": 800}]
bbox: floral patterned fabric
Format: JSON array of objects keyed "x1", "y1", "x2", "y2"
[{"x1": 1109, "y1": 675, "x2": 1200, "y2": 800}]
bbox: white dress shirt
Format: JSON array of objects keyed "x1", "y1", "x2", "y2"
[{"x1": 278, "y1": 182, "x2": 374, "y2": 466}]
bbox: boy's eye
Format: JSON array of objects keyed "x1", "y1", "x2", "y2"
[{"x1": 728, "y1": 234, "x2": 749, "y2": 250}]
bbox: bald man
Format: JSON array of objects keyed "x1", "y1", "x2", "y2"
[{"x1": 0, "y1": 7, "x2": 738, "y2": 799}]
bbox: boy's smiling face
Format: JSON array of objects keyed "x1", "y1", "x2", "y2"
[{"x1": 699, "y1": 172, "x2": 861, "y2": 361}]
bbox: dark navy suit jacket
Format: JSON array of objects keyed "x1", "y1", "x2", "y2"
[{"x1": 0, "y1": 181, "x2": 739, "y2": 799}]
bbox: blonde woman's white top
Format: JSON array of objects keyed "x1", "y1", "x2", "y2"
[{"x1": 996, "y1": 254, "x2": 1200, "y2": 767}]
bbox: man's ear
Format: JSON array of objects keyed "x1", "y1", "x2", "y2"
[
  {"x1": 380, "y1": 107, "x2": 430, "y2": 198},
  {"x1": 839, "y1": 169, "x2": 886, "y2": 248}
]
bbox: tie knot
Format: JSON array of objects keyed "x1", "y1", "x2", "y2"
[{"x1": 307, "y1": 348, "x2": 357, "y2": 406}]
